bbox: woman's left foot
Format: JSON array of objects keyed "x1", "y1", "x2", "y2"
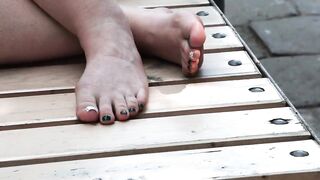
[{"x1": 123, "y1": 7, "x2": 206, "y2": 76}]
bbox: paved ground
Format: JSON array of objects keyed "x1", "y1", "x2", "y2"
[{"x1": 224, "y1": 0, "x2": 320, "y2": 138}]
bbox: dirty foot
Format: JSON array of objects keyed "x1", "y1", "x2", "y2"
[
  {"x1": 75, "y1": 13, "x2": 148, "y2": 124},
  {"x1": 124, "y1": 7, "x2": 206, "y2": 76}
]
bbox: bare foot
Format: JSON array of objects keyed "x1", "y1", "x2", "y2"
[
  {"x1": 74, "y1": 9, "x2": 148, "y2": 124},
  {"x1": 123, "y1": 7, "x2": 206, "y2": 76}
]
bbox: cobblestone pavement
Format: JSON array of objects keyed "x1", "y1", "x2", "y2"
[{"x1": 224, "y1": 0, "x2": 320, "y2": 138}]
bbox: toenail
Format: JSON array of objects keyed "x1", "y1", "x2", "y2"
[
  {"x1": 101, "y1": 115, "x2": 112, "y2": 123},
  {"x1": 120, "y1": 110, "x2": 128, "y2": 116},
  {"x1": 128, "y1": 107, "x2": 136, "y2": 113},
  {"x1": 139, "y1": 104, "x2": 144, "y2": 111},
  {"x1": 84, "y1": 105, "x2": 98, "y2": 113}
]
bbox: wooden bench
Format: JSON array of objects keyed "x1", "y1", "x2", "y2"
[{"x1": 0, "y1": 0, "x2": 319, "y2": 179}]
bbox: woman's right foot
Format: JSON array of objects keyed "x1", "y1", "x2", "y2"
[
  {"x1": 75, "y1": 7, "x2": 148, "y2": 125},
  {"x1": 123, "y1": 7, "x2": 206, "y2": 76}
]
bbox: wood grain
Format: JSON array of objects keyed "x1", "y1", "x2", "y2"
[
  {"x1": 0, "y1": 51, "x2": 260, "y2": 97},
  {"x1": 117, "y1": 0, "x2": 209, "y2": 8},
  {"x1": 0, "y1": 107, "x2": 310, "y2": 167},
  {"x1": 0, "y1": 78, "x2": 284, "y2": 129},
  {"x1": 1, "y1": 140, "x2": 319, "y2": 179}
]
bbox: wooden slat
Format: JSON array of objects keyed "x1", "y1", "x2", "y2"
[
  {"x1": 172, "y1": 6, "x2": 225, "y2": 26},
  {"x1": 1, "y1": 140, "x2": 319, "y2": 179},
  {"x1": 0, "y1": 51, "x2": 260, "y2": 97},
  {"x1": 0, "y1": 107, "x2": 310, "y2": 167},
  {"x1": 117, "y1": 0, "x2": 209, "y2": 8},
  {"x1": 0, "y1": 78, "x2": 284, "y2": 129},
  {"x1": 204, "y1": 26, "x2": 244, "y2": 53}
]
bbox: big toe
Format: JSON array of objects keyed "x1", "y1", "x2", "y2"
[
  {"x1": 189, "y1": 19, "x2": 206, "y2": 48},
  {"x1": 76, "y1": 85, "x2": 99, "y2": 123}
]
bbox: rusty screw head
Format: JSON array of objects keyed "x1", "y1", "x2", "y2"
[{"x1": 196, "y1": 11, "x2": 209, "y2": 16}]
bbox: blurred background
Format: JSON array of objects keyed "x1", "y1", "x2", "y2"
[{"x1": 223, "y1": 0, "x2": 320, "y2": 137}]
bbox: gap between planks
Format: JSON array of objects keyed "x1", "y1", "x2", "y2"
[
  {"x1": 0, "y1": 140, "x2": 319, "y2": 179},
  {"x1": 0, "y1": 78, "x2": 284, "y2": 130},
  {"x1": 117, "y1": 0, "x2": 209, "y2": 8},
  {"x1": 0, "y1": 51, "x2": 259, "y2": 98},
  {"x1": 0, "y1": 107, "x2": 310, "y2": 167}
]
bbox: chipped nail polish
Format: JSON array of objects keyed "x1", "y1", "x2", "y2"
[
  {"x1": 189, "y1": 51, "x2": 195, "y2": 61},
  {"x1": 84, "y1": 106, "x2": 98, "y2": 113},
  {"x1": 128, "y1": 108, "x2": 136, "y2": 113},
  {"x1": 101, "y1": 115, "x2": 112, "y2": 122},
  {"x1": 120, "y1": 110, "x2": 128, "y2": 115}
]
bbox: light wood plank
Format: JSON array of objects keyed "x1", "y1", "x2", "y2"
[
  {"x1": 117, "y1": 0, "x2": 209, "y2": 8},
  {"x1": 0, "y1": 51, "x2": 260, "y2": 97},
  {"x1": 204, "y1": 26, "x2": 244, "y2": 53},
  {"x1": 1, "y1": 140, "x2": 319, "y2": 179},
  {"x1": 0, "y1": 78, "x2": 284, "y2": 128},
  {"x1": 172, "y1": 6, "x2": 225, "y2": 26},
  {"x1": 0, "y1": 107, "x2": 309, "y2": 166}
]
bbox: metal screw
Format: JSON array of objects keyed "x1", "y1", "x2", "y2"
[
  {"x1": 290, "y1": 150, "x2": 309, "y2": 157},
  {"x1": 249, "y1": 87, "x2": 265, "y2": 92},
  {"x1": 196, "y1": 11, "x2": 209, "y2": 16},
  {"x1": 212, "y1": 33, "x2": 227, "y2": 39},
  {"x1": 228, "y1": 60, "x2": 242, "y2": 66},
  {"x1": 270, "y1": 118, "x2": 290, "y2": 125}
]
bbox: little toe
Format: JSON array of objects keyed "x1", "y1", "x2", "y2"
[
  {"x1": 126, "y1": 95, "x2": 139, "y2": 117},
  {"x1": 75, "y1": 86, "x2": 99, "y2": 122},
  {"x1": 113, "y1": 95, "x2": 130, "y2": 121},
  {"x1": 99, "y1": 98, "x2": 115, "y2": 125},
  {"x1": 136, "y1": 88, "x2": 148, "y2": 112}
]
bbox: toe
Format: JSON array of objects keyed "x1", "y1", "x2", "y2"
[
  {"x1": 181, "y1": 41, "x2": 199, "y2": 76},
  {"x1": 179, "y1": 12, "x2": 206, "y2": 48},
  {"x1": 99, "y1": 97, "x2": 115, "y2": 125},
  {"x1": 75, "y1": 84, "x2": 99, "y2": 123},
  {"x1": 189, "y1": 19, "x2": 206, "y2": 48},
  {"x1": 125, "y1": 95, "x2": 139, "y2": 117},
  {"x1": 113, "y1": 95, "x2": 130, "y2": 121},
  {"x1": 188, "y1": 17, "x2": 205, "y2": 70},
  {"x1": 136, "y1": 88, "x2": 148, "y2": 112}
]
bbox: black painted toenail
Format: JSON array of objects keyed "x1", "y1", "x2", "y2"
[
  {"x1": 101, "y1": 115, "x2": 112, "y2": 122},
  {"x1": 128, "y1": 108, "x2": 136, "y2": 113},
  {"x1": 196, "y1": 11, "x2": 209, "y2": 16},
  {"x1": 120, "y1": 110, "x2": 128, "y2": 115},
  {"x1": 139, "y1": 104, "x2": 144, "y2": 111}
]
